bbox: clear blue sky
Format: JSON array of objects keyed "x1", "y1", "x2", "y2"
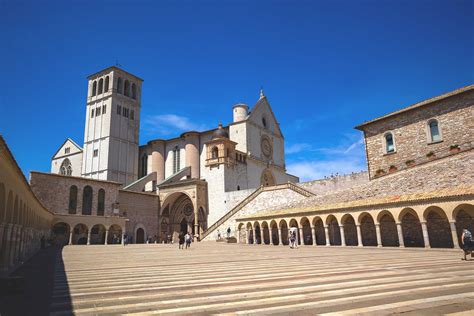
[{"x1": 1, "y1": 0, "x2": 473, "y2": 181}]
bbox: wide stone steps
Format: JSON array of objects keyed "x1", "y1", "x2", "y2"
[{"x1": 49, "y1": 244, "x2": 474, "y2": 315}]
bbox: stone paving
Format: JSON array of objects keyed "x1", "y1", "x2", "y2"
[{"x1": 49, "y1": 243, "x2": 474, "y2": 315}]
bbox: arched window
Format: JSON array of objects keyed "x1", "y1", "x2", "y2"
[
  {"x1": 97, "y1": 189, "x2": 105, "y2": 216},
  {"x1": 60, "y1": 158, "x2": 72, "y2": 176},
  {"x1": 117, "y1": 77, "x2": 123, "y2": 94},
  {"x1": 124, "y1": 80, "x2": 130, "y2": 97},
  {"x1": 384, "y1": 133, "x2": 395, "y2": 153},
  {"x1": 68, "y1": 185, "x2": 77, "y2": 214},
  {"x1": 104, "y1": 76, "x2": 109, "y2": 92},
  {"x1": 98, "y1": 78, "x2": 104, "y2": 94},
  {"x1": 262, "y1": 116, "x2": 267, "y2": 128},
  {"x1": 92, "y1": 81, "x2": 97, "y2": 96},
  {"x1": 82, "y1": 186, "x2": 93, "y2": 215},
  {"x1": 428, "y1": 120, "x2": 441, "y2": 142},
  {"x1": 211, "y1": 146, "x2": 218, "y2": 159},
  {"x1": 132, "y1": 83, "x2": 137, "y2": 99},
  {"x1": 173, "y1": 146, "x2": 180, "y2": 173},
  {"x1": 140, "y1": 154, "x2": 148, "y2": 177}
]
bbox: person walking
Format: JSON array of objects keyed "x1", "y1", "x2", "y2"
[
  {"x1": 217, "y1": 230, "x2": 221, "y2": 240},
  {"x1": 123, "y1": 233, "x2": 128, "y2": 246},
  {"x1": 178, "y1": 232, "x2": 185, "y2": 249},
  {"x1": 185, "y1": 232, "x2": 191, "y2": 249},
  {"x1": 227, "y1": 227, "x2": 231, "y2": 238},
  {"x1": 461, "y1": 228, "x2": 473, "y2": 260}
]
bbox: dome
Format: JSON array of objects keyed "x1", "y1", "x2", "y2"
[{"x1": 212, "y1": 123, "x2": 229, "y2": 139}]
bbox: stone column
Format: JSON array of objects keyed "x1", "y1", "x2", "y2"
[
  {"x1": 278, "y1": 229, "x2": 283, "y2": 246},
  {"x1": 68, "y1": 231, "x2": 73, "y2": 245},
  {"x1": 9, "y1": 225, "x2": 19, "y2": 268},
  {"x1": 324, "y1": 225, "x2": 330, "y2": 246},
  {"x1": 254, "y1": 230, "x2": 258, "y2": 245},
  {"x1": 150, "y1": 140, "x2": 165, "y2": 181},
  {"x1": 194, "y1": 212, "x2": 199, "y2": 240},
  {"x1": 449, "y1": 221, "x2": 460, "y2": 249},
  {"x1": 396, "y1": 223, "x2": 404, "y2": 248},
  {"x1": 421, "y1": 222, "x2": 430, "y2": 248},
  {"x1": 340, "y1": 225, "x2": 346, "y2": 246},
  {"x1": 122, "y1": 231, "x2": 126, "y2": 245},
  {"x1": 269, "y1": 228, "x2": 274, "y2": 245},
  {"x1": 356, "y1": 224, "x2": 363, "y2": 247},
  {"x1": 311, "y1": 226, "x2": 317, "y2": 246},
  {"x1": 105, "y1": 229, "x2": 109, "y2": 245},
  {"x1": 184, "y1": 132, "x2": 200, "y2": 179},
  {"x1": 375, "y1": 224, "x2": 382, "y2": 247},
  {"x1": 299, "y1": 227, "x2": 304, "y2": 246},
  {"x1": 87, "y1": 229, "x2": 91, "y2": 245},
  {"x1": 246, "y1": 229, "x2": 250, "y2": 244}
]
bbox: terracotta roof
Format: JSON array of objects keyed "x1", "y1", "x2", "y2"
[
  {"x1": 238, "y1": 185, "x2": 474, "y2": 220},
  {"x1": 355, "y1": 84, "x2": 474, "y2": 130}
]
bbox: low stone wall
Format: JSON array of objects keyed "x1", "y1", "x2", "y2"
[{"x1": 299, "y1": 172, "x2": 369, "y2": 195}]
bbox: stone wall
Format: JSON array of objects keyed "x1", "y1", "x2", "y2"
[
  {"x1": 30, "y1": 172, "x2": 121, "y2": 216},
  {"x1": 202, "y1": 186, "x2": 309, "y2": 241},
  {"x1": 118, "y1": 190, "x2": 159, "y2": 242},
  {"x1": 299, "y1": 172, "x2": 369, "y2": 195},
  {"x1": 360, "y1": 89, "x2": 474, "y2": 179}
]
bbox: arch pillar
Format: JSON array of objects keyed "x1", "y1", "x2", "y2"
[
  {"x1": 299, "y1": 227, "x2": 304, "y2": 246},
  {"x1": 105, "y1": 229, "x2": 109, "y2": 245},
  {"x1": 356, "y1": 224, "x2": 363, "y2": 247},
  {"x1": 324, "y1": 225, "x2": 330, "y2": 246},
  {"x1": 269, "y1": 227, "x2": 274, "y2": 245},
  {"x1": 396, "y1": 222, "x2": 404, "y2": 248},
  {"x1": 421, "y1": 221, "x2": 430, "y2": 248},
  {"x1": 246, "y1": 229, "x2": 250, "y2": 244},
  {"x1": 449, "y1": 221, "x2": 460, "y2": 249},
  {"x1": 311, "y1": 226, "x2": 317, "y2": 246},
  {"x1": 86, "y1": 229, "x2": 91, "y2": 245},
  {"x1": 375, "y1": 223, "x2": 382, "y2": 247},
  {"x1": 278, "y1": 228, "x2": 283, "y2": 246},
  {"x1": 68, "y1": 230, "x2": 73, "y2": 245},
  {"x1": 340, "y1": 225, "x2": 346, "y2": 246},
  {"x1": 121, "y1": 230, "x2": 126, "y2": 245}
]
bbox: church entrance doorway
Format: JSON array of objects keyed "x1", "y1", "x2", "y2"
[{"x1": 136, "y1": 228, "x2": 145, "y2": 244}]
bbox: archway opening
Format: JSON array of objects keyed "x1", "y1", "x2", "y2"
[
  {"x1": 90, "y1": 224, "x2": 106, "y2": 245},
  {"x1": 425, "y1": 207, "x2": 453, "y2": 248},
  {"x1": 136, "y1": 228, "x2": 145, "y2": 244},
  {"x1": 289, "y1": 219, "x2": 300, "y2": 245},
  {"x1": 280, "y1": 220, "x2": 289, "y2": 245},
  {"x1": 262, "y1": 222, "x2": 270, "y2": 245},
  {"x1": 238, "y1": 223, "x2": 246, "y2": 244},
  {"x1": 454, "y1": 204, "x2": 474, "y2": 248},
  {"x1": 247, "y1": 223, "x2": 254, "y2": 244},
  {"x1": 72, "y1": 223, "x2": 88, "y2": 245},
  {"x1": 52, "y1": 222, "x2": 70, "y2": 246},
  {"x1": 401, "y1": 211, "x2": 424, "y2": 247},
  {"x1": 314, "y1": 218, "x2": 326, "y2": 245},
  {"x1": 379, "y1": 213, "x2": 398, "y2": 247},
  {"x1": 107, "y1": 225, "x2": 122, "y2": 244},
  {"x1": 270, "y1": 221, "x2": 279, "y2": 245},
  {"x1": 327, "y1": 216, "x2": 341, "y2": 246},
  {"x1": 254, "y1": 223, "x2": 262, "y2": 244},
  {"x1": 301, "y1": 217, "x2": 312, "y2": 245},
  {"x1": 161, "y1": 193, "x2": 196, "y2": 242},
  {"x1": 360, "y1": 213, "x2": 377, "y2": 246},
  {"x1": 342, "y1": 215, "x2": 358, "y2": 246}
]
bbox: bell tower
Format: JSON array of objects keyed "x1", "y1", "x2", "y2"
[{"x1": 81, "y1": 66, "x2": 143, "y2": 185}]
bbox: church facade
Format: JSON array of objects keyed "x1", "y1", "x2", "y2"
[{"x1": 40, "y1": 66, "x2": 298, "y2": 244}]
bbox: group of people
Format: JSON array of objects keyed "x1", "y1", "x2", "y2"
[
  {"x1": 178, "y1": 232, "x2": 194, "y2": 249},
  {"x1": 289, "y1": 229, "x2": 298, "y2": 249}
]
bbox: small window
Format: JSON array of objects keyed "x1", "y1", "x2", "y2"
[
  {"x1": 65, "y1": 147, "x2": 70, "y2": 154},
  {"x1": 93, "y1": 149, "x2": 98, "y2": 157},
  {"x1": 104, "y1": 76, "x2": 109, "y2": 92},
  {"x1": 102, "y1": 104, "x2": 106, "y2": 114},
  {"x1": 96, "y1": 107, "x2": 101, "y2": 116},
  {"x1": 98, "y1": 78, "x2": 104, "y2": 94},
  {"x1": 117, "y1": 104, "x2": 122, "y2": 115},
  {"x1": 91, "y1": 108, "x2": 95, "y2": 118},
  {"x1": 123, "y1": 107, "x2": 129, "y2": 118},
  {"x1": 237, "y1": 185, "x2": 240, "y2": 191},
  {"x1": 92, "y1": 81, "x2": 97, "y2": 96},
  {"x1": 262, "y1": 116, "x2": 267, "y2": 128},
  {"x1": 124, "y1": 80, "x2": 130, "y2": 97},
  {"x1": 385, "y1": 133, "x2": 395, "y2": 153},
  {"x1": 428, "y1": 120, "x2": 441, "y2": 142},
  {"x1": 130, "y1": 110, "x2": 135, "y2": 120},
  {"x1": 211, "y1": 146, "x2": 218, "y2": 159},
  {"x1": 117, "y1": 77, "x2": 123, "y2": 94},
  {"x1": 132, "y1": 83, "x2": 137, "y2": 99}
]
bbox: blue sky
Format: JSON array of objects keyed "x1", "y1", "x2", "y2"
[{"x1": 1, "y1": 0, "x2": 473, "y2": 182}]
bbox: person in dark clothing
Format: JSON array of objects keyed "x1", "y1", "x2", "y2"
[
  {"x1": 178, "y1": 232, "x2": 185, "y2": 249},
  {"x1": 461, "y1": 229, "x2": 473, "y2": 260}
]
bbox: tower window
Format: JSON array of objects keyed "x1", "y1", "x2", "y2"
[
  {"x1": 104, "y1": 76, "x2": 109, "y2": 92},
  {"x1": 91, "y1": 108, "x2": 95, "y2": 118},
  {"x1": 132, "y1": 83, "x2": 137, "y2": 99},
  {"x1": 98, "y1": 78, "x2": 104, "y2": 94},
  {"x1": 211, "y1": 146, "x2": 218, "y2": 159},
  {"x1": 102, "y1": 104, "x2": 106, "y2": 114},
  {"x1": 384, "y1": 132, "x2": 395, "y2": 153},
  {"x1": 93, "y1": 149, "x2": 98, "y2": 157},
  {"x1": 92, "y1": 81, "x2": 97, "y2": 96},
  {"x1": 96, "y1": 107, "x2": 101, "y2": 116},
  {"x1": 130, "y1": 110, "x2": 135, "y2": 120},
  {"x1": 117, "y1": 77, "x2": 123, "y2": 94},
  {"x1": 173, "y1": 146, "x2": 180, "y2": 173},
  {"x1": 428, "y1": 120, "x2": 441, "y2": 142},
  {"x1": 117, "y1": 105, "x2": 122, "y2": 115},
  {"x1": 124, "y1": 80, "x2": 130, "y2": 97},
  {"x1": 123, "y1": 107, "x2": 129, "y2": 118}
]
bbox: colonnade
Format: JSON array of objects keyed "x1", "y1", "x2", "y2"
[{"x1": 237, "y1": 202, "x2": 474, "y2": 249}]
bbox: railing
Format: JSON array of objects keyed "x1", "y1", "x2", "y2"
[{"x1": 200, "y1": 182, "x2": 315, "y2": 240}]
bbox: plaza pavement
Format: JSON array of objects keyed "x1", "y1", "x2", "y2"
[{"x1": 49, "y1": 243, "x2": 474, "y2": 315}]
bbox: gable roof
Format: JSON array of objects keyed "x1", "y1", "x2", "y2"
[
  {"x1": 355, "y1": 84, "x2": 474, "y2": 130},
  {"x1": 247, "y1": 95, "x2": 284, "y2": 137},
  {"x1": 51, "y1": 138, "x2": 83, "y2": 159}
]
